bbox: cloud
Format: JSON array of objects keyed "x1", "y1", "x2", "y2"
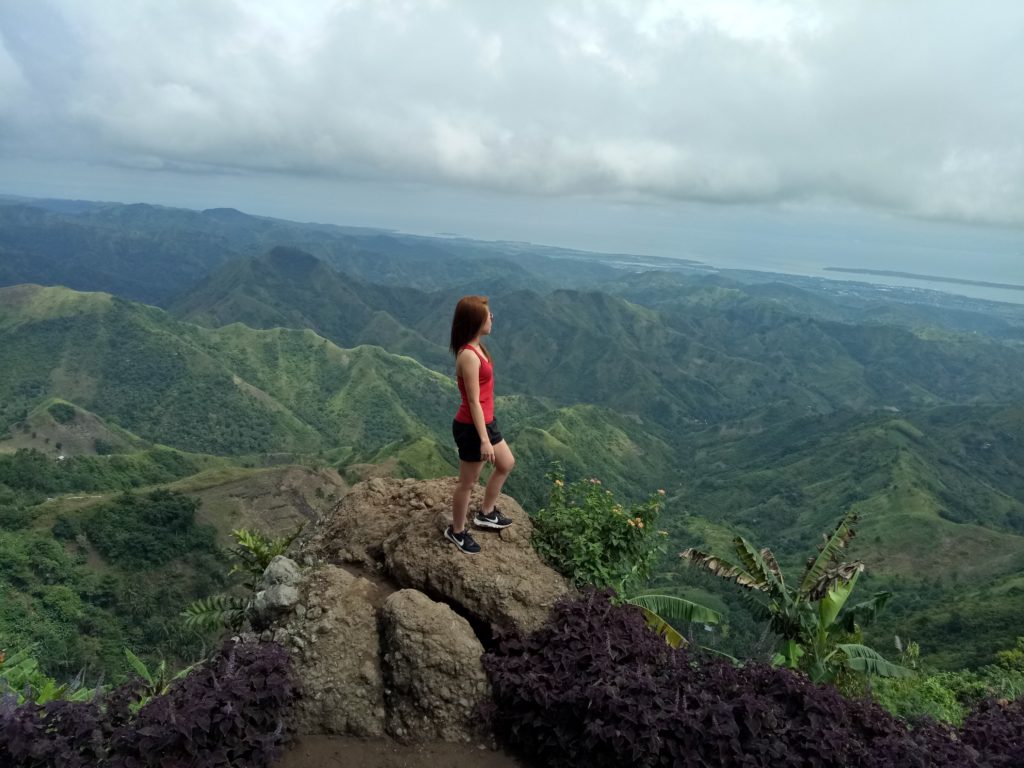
[{"x1": 0, "y1": 0, "x2": 1022, "y2": 226}]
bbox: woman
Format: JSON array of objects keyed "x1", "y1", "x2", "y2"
[{"x1": 446, "y1": 295, "x2": 515, "y2": 554}]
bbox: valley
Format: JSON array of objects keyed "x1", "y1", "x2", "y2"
[{"x1": 1, "y1": 197, "x2": 1023, "y2": 676}]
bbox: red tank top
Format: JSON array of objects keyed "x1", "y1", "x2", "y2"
[{"x1": 455, "y1": 345, "x2": 494, "y2": 424}]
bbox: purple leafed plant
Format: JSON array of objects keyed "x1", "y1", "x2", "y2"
[
  {"x1": 0, "y1": 641, "x2": 294, "y2": 768},
  {"x1": 482, "y1": 589, "x2": 1007, "y2": 767}
]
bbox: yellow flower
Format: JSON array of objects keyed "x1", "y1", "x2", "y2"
[
  {"x1": 637, "y1": 520, "x2": 645, "y2": 529},
  {"x1": 657, "y1": 489, "x2": 666, "y2": 496},
  {"x1": 554, "y1": 479, "x2": 564, "y2": 487},
  {"x1": 626, "y1": 518, "x2": 636, "y2": 527}
]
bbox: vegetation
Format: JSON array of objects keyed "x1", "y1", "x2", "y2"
[
  {"x1": 0, "y1": 486, "x2": 225, "y2": 679},
  {"x1": 531, "y1": 468, "x2": 668, "y2": 593},
  {"x1": 83, "y1": 490, "x2": 217, "y2": 569},
  {"x1": 0, "y1": 448, "x2": 203, "y2": 495},
  {"x1": 0, "y1": 640, "x2": 294, "y2": 768},
  {"x1": 530, "y1": 468, "x2": 720, "y2": 648},
  {"x1": 0, "y1": 646, "x2": 94, "y2": 706},
  {"x1": 183, "y1": 525, "x2": 305, "y2": 631},
  {"x1": 483, "y1": 590, "x2": 1022, "y2": 768},
  {"x1": 3, "y1": 196, "x2": 1024, "y2": 685},
  {"x1": 681, "y1": 509, "x2": 907, "y2": 685},
  {"x1": 872, "y1": 637, "x2": 1024, "y2": 725}
]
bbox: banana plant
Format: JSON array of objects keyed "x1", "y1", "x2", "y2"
[
  {"x1": 123, "y1": 648, "x2": 196, "y2": 713},
  {"x1": 624, "y1": 592, "x2": 723, "y2": 648},
  {"x1": 0, "y1": 646, "x2": 94, "y2": 705},
  {"x1": 680, "y1": 509, "x2": 909, "y2": 683}
]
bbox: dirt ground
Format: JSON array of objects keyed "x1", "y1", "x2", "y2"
[{"x1": 275, "y1": 736, "x2": 532, "y2": 768}]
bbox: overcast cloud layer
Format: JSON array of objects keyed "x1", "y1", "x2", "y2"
[{"x1": 0, "y1": 1, "x2": 1023, "y2": 229}]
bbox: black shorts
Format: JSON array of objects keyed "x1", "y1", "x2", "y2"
[{"x1": 452, "y1": 419, "x2": 503, "y2": 462}]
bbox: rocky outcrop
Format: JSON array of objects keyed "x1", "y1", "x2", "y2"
[
  {"x1": 381, "y1": 589, "x2": 490, "y2": 743},
  {"x1": 258, "y1": 477, "x2": 572, "y2": 744},
  {"x1": 279, "y1": 565, "x2": 387, "y2": 737},
  {"x1": 304, "y1": 476, "x2": 571, "y2": 635}
]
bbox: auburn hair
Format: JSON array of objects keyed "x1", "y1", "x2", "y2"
[{"x1": 449, "y1": 295, "x2": 491, "y2": 360}]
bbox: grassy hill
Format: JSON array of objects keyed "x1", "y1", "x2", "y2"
[
  {"x1": 3, "y1": 200, "x2": 1024, "y2": 676},
  {"x1": 0, "y1": 284, "x2": 456, "y2": 457},
  {"x1": 659, "y1": 404, "x2": 1024, "y2": 667},
  {"x1": 0, "y1": 446, "x2": 343, "y2": 679}
]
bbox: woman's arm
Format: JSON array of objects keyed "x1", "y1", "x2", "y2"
[{"x1": 458, "y1": 349, "x2": 495, "y2": 463}]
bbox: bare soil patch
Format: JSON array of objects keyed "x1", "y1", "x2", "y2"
[{"x1": 275, "y1": 736, "x2": 531, "y2": 768}]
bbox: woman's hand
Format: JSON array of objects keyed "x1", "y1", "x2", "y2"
[{"x1": 480, "y1": 440, "x2": 495, "y2": 464}]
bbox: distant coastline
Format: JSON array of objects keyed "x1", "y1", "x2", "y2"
[{"x1": 824, "y1": 267, "x2": 1024, "y2": 292}]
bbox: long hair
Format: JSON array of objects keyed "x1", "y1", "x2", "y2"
[{"x1": 449, "y1": 295, "x2": 491, "y2": 360}]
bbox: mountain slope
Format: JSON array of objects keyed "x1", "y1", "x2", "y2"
[
  {"x1": 168, "y1": 246, "x2": 450, "y2": 372},
  {"x1": 0, "y1": 285, "x2": 455, "y2": 457}
]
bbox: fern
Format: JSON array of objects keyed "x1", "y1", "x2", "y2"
[
  {"x1": 227, "y1": 523, "x2": 305, "y2": 589},
  {"x1": 182, "y1": 595, "x2": 250, "y2": 631}
]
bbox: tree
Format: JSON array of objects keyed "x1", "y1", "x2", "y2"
[{"x1": 680, "y1": 509, "x2": 909, "y2": 684}]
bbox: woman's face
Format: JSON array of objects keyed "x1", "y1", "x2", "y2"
[{"x1": 480, "y1": 308, "x2": 493, "y2": 336}]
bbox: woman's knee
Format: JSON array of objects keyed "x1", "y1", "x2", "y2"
[{"x1": 496, "y1": 454, "x2": 515, "y2": 475}]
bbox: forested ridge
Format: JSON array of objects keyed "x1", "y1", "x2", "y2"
[{"x1": 2, "y1": 197, "x2": 1023, "y2": 680}]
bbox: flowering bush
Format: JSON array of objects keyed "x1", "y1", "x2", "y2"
[{"x1": 531, "y1": 468, "x2": 667, "y2": 592}]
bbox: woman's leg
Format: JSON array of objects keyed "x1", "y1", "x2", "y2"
[
  {"x1": 482, "y1": 441, "x2": 515, "y2": 514},
  {"x1": 453, "y1": 459, "x2": 485, "y2": 533}
]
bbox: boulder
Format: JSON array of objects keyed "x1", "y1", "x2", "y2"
[
  {"x1": 384, "y1": 508, "x2": 568, "y2": 635},
  {"x1": 263, "y1": 555, "x2": 303, "y2": 587},
  {"x1": 250, "y1": 556, "x2": 303, "y2": 627},
  {"x1": 381, "y1": 589, "x2": 491, "y2": 743},
  {"x1": 287, "y1": 565, "x2": 386, "y2": 737},
  {"x1": 304, "y1": 477, "x2": 571, "y2": 635}
]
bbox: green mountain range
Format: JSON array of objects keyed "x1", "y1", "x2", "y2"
[{"x1": 2, "y1": 197, "x2": 1023, "y2": 674}]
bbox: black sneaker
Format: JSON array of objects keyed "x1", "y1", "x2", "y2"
[
  {"x1": 473, "y1": 507, "x2": 513, "y2": 530},
  {"x1": 444, "y1": 525, "x2": 481, "y2": 554}
]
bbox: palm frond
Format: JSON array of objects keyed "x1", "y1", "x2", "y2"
[
  {"x1": 817, "y1": 572, "x2": 859, "y2": 628},
  {"x1": 733, "y1": 538, "x2": 785, "y2": 595},
  {"x1": 761, "y1": 548, "x2": 785, "y2": 588},
  {"x1": 806, "y1": 561, "x2": 865, "y2": 603},
  {"x1": 123, "y1": 648, "x2": 154, "y2": 687},
  {"x1": 182, "y1": 595, "x2": 249, "y2": 631}
]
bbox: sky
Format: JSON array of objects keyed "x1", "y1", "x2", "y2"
[{"x1": 0, "y1": 1, "x2": 1021, "y2": 289}]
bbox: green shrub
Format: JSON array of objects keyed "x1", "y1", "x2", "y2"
[
  {"x1": 83, "y1": 490, "x2": 215, "y2": 570},
  {"x1": 47, "y1": 402, "x2": 76, "y2": 424},
  {"x1": 531, "y1": 467, "x2": 667, "y2": 593},
  {"x1": 872, "y1": 638, "x2": 1024, "y2": 725}
]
